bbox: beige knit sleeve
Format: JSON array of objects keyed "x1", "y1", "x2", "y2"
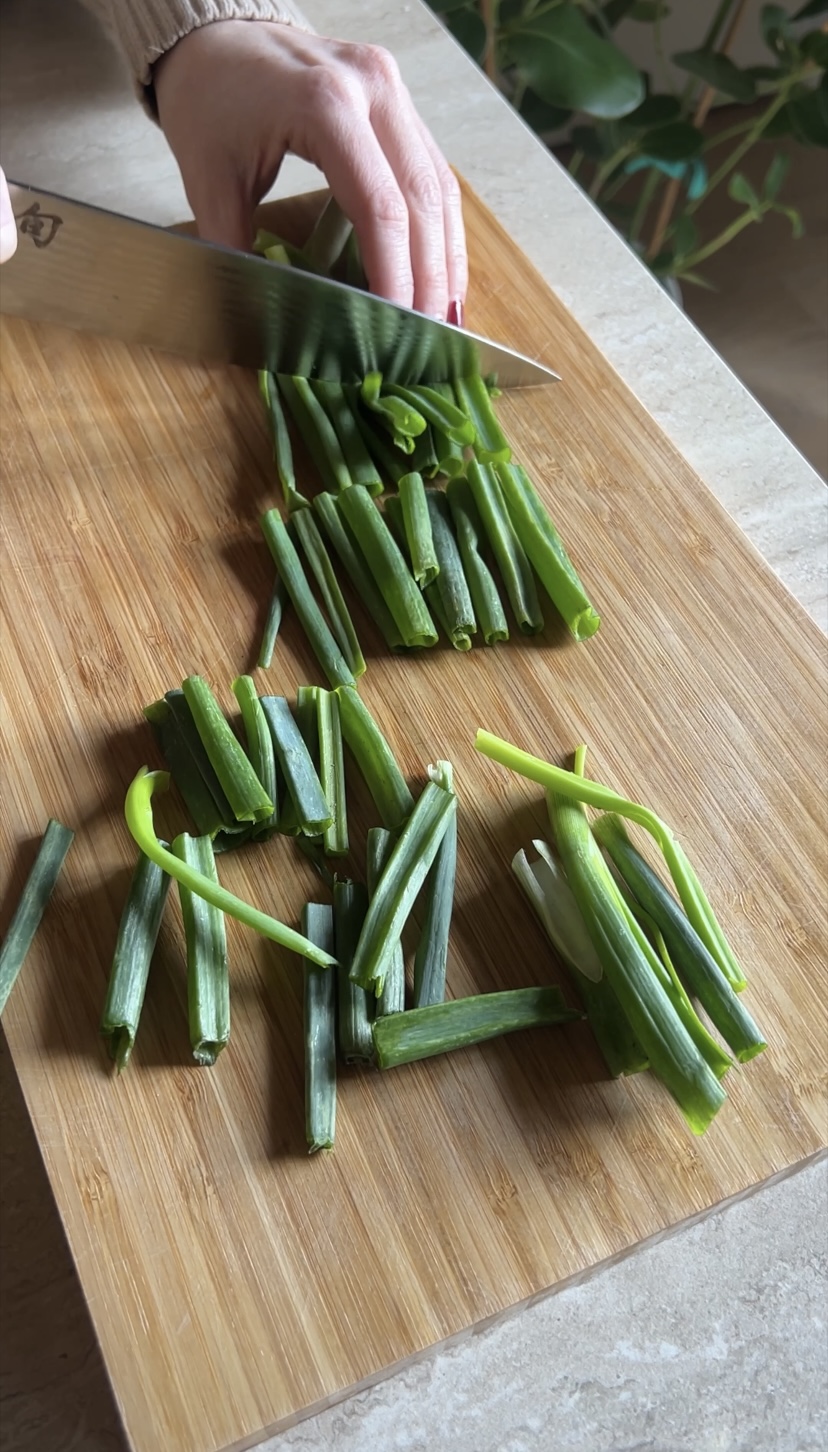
[{"x1": 81, "y1": 1, "x2": 314, "y2": 98}]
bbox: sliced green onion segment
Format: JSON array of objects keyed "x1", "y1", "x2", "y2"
[
  {"x1": 173, "y1": 833, "x2": 230, "y2": 1067},
  {"x1": 261, "y1": 509, "x2": 357, "y2": 689},
  {"x1": 292, "y1": 509, "x2": 366, "y2": 679},
  {"x1": 335, "y1": 685, "x2": 414, "y2": 830},
  {"x1": 302, "y1": 902, "x2": 338, "y2": 1152},
  {"x1": 373, "y1": 987, "x2": 581, "y2": 1069},
  {"x1": 454, "y1": 375, "x2": 511, "y2": 465},
  {"x1": 336, "y1": 485, "x2": 438, "y2": 649},
  {"x1": 259, "y1": 695, "x2": 332, "y2": 838},
  {"x1": 446, "y1": 475, "x2": 509, "y2": 645},
  {"x1": 334, "y1": 879, "x2": 375, "y2": 1062},
  {"x1": 413, "y1": 761, "x2": 457, "y2": 1009},
  {"x1": 181, "y1": 675, "x2": 274, "y2": 824},
  {"x1": 101, "y1": 851, "x2": 171, "y2": 1071},
  {"x1": 0, "y1": 819, "x2": 74, "y2": 1016},
  {"x1": 496, "y1": 462, "x2": 600, "y2": 642},
  {"x1": 367, "y1": 828, "x2": 405, "y2": 1016},
  {"x1": 466, "y1": 462, "x2": 543, "y2": 635}
]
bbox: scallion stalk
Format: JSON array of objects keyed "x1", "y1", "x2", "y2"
[
  {"x1": 100, "y1": 852, "x2": 171, "y2": 1071},
  {"x1": 257, "y1": 574, "x2": 287, "y2": 670},
  {"x1": 361, "y1": 372, "x2": 427, "y2": 451},
  {"x1": 231, "y1": 675, "x2": 279, "y2": 838},
  {"x1": 258, "y1": 370, "x2": 307, "y2": 515},
  {"x1": 548, "y1": 791, "x2": 726, "y2": 1134},
  {"x1": 432, "y1": 383, "x2": 468, "y2": 477},
  {"x1": 594, "y1": 814, "x2": 766, "y2": 1062},
  {"x1": 398, "y1": 472, "x2": 439, "y2": 587},
  {"x1": 454, "y1": 375, "x2": 511, "y2": 465},
  {"x1": 310, "y1": 380, "x2": 383, "y2": 495},
  {"x1": 425, "y1": 489, "x2": 477, "y2": 651},
  {"x1": 301, "y1": 901, "x2": 337, "y2": 1151},
  {"x1": 303, "y1": 196, "x2": 353, "y2": 274},
  {"x1": 335, "y1": 685, "x2": 414, "y2": 830},
  {"x1": 446, "y1": 475, "x2": 509, "y2": 644},
  {"x1": 172, "y1": 833, "x2": 230, "y2": 1066},
  {"x1": 373, "y1": 987, "x2": 581, "y2": 1068},
  {"x1": 387, "y1": 383, "x2": 475, "y2": 445},
  {"x1": 475, "y1": 731, "x2": 747, "y2": 992},
  {"x1": 292, "y1": 509, "x2": 366, "y2": 679},
  {"x1": 313, "y1": 491, "x2": 404, "y2": 651},
  {"x1": 412, "y1": 761, "x2": 457, "y2": 1008},
  {"x1": 277, "y1": 375, "x2": 352, "y2": 493},
  {"x1": 466, "y1": 462, "x2": 543, "y2": 634},
  {"x1": 149, "y1": 691, "x2": 247, "y2": 845},
  {"x1": 334, "y1": 879, "x2": 374, "y2": 1062},
  {"x1": 318, "y1": 689, "x2": 348, "y2": 856},
  {"x1": 367, "y1": 828, "x2": 405, "y2": 1016},
  {"x1": 259, "y1": 695, "x2": 332, "y2": 837},
  {"x1": 124, "y1": 769, "x2": 336, "y2": 966},
  {"x1": 337, "y1": 485, "x2": 438, "y2": 649},
  {"x1": 496, "y1": 462, "x2": 600, "y2": 642},
  {"x1": 0, "y1": 819, "x2": 74, "y2": 1016},
  {"x1": 349, "y1": 772, "x2": 456, "y2": 996},
  {"x1": 260, "y1": 509, "x2": 357, "y2": 689},
  {"x1": 180, "y1": 675, "x2": 274, "y2": 826}
]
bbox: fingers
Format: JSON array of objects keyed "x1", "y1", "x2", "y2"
[
  {"x1": 413, "y1": 117, "x2": 469, "y2": 319},
  {"x1": 0, "y1": 168, "x2": 18, "y2": 264}
]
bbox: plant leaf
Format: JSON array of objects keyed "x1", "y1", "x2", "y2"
[
  {"x1": 676, "y1": 270, "x2": 718, "y2": 291},
  {"x1": 670, "y1": 213, "x2": 698, "y2": 260},
  {"x1": 773, "y1": 203, "x2": 805, "y2": 237},
  {"x1": 518, "y1": 90, "x2": 573, "y2": 135},
  {"x1": 686, "y1": 157, "x2": 709, "y2": 201},
  {"x1": 672, "y1": 48, "x2": 757, "y2": 102},
  {"x1": 802, "y1": 31, "x2": 828, "y2": 68},
  {"x1": 760, "y1": 4, "x2": 798, "y2": 61},
  {"x1": 627, "y1": 1, "x2": 671, "y2": 19},
  {"x1": 745, "y1": 64, "x2": 787, "y2": 81},
  {"x1": 762, "y1": 101, "x2": 794, "y2": 138},
  {"x1": 638, "y1": 120, "x2": 704, "y2": 160},
  {"x1": 570, "y1": 123, "x2": 610, "y2": 158},
  {"x1": 728, "y1": 172, "x2": 761, "y2": 208},
  {"x1": 510, "y1": 4, "x2": 645, "y2": 119},
  {"x1": 601, "y1": 0, "x2": 641, "y2": 23},
  {"x1": 762, "y1": 152, "x2": 790, "y2": 199},
  {"x1": 445, "y1": 7, "x2": 486, "y2": 63}
]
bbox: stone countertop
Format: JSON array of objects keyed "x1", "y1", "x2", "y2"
[{"x1": 0, "y1": 2, "x2": 826, "y2": 1450}]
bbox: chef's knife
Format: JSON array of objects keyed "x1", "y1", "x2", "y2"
[{"x1": 0, "y1": 182, "x2": 559, "y2": 389}]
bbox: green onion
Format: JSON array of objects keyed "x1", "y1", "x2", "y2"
[
  {"x1": 260, "y1": 509, "x2": 357, "y2": 689},
  {"x1": 337, "y1": 485, "x2": 438, "y2": 649},
  {"x1": 334, "y1": 879, "x2": 374, "y2": 1062},
  {"x1": 100, "y1": 851, "x2": 171, "y2": 1071},
  {"x1": 352, "y1": 398, "x2": 410, "y2": 484},
  {"x1": 548, "y1": 791, "x2": 726, "y2": 1134},
  {"x1": 446, "y1": 476, "x2": 509, "y2": 644},
  {"x1": 466, "y1": 462, "x2": 543, "y2": 635},
  {"x1": 386, "y1": 384, "x2": 475, "y2": 446},
  {"x1": 412, "y1": 761, "x2": 457, "y2": 1008},
  {"x1": 594, "y1": 814, "x2": 766, "y2": 1063},
  {"x1": 335, "y1": 686, "x2": 414, "y2": 830},
  {"x1": 425, "y1": 489, "x2": 477, "y2": 651},
  {"x1": 257, "y1": 574, "x2": 287, "y2": 670},
  {"x1": 381, "y1": 494, "x2": 449, "y2": 644},
  {"x1": 253, "y1": 229, "x2": 312, "y2": 271},
  {"x1": 496, "y1": 462, "x2": 600, "y2": 642},
  {"x1": 231, "y1": 675, "x2": 279, "y2": 838},
  {"x1": 277, "y1": 376, "x2": 352, "y2": 493},
  {"x1": 349, "y1": 772, "x2": 456, "y2": 996},
  {"x1": 344, "y1": 229, "x2": 368, "y2": 290},
  {"x1": 310, "y1": 380, "x2": 383, "y2": 495},
  {"x1": 181, "y1": 675, "x2": 274, "y2": 825},
  {"x1": 408, "y1": 424, "x2": 440, "y2": 480},
  {"x1": 398, "y1": 472, "x2": 439, "y2": 587},
  {"x1": 367, "y1": 828, "x2": 405, "y2": 1016},
  {"x1": 172, "y1": 833, "x2": 230, "y2": 1066},
  {"x1": 318, "y1": 689, "x2": 348, "y2": 856},
  {"x1": 431, "y1": 383, "x2": 468, "y2": 477},
  {"x1": 0, "y1": 819, "x2": 74, "y2": 1016},
  {"x1": 291, "y1": 509, "x2": 366, "y2": 679},
  {"x1": 147, "y1": 692, "x2": 245, "y2": 845},
  {"x1": 514, "y1": 840, "x2": 649, "y2": 1077},
  {"x1": 373, "y1": 987, "x2": 581, "y2": 1069},
  {"x1": 259, "y1": 695, "x2": 332, "y2": 838},
  {"x1": 124, "y1": 769, "x2": 336, "y2": 966},
  {"x1": 258, "y1": 371, "x2": 307, "y2": 515},
  {"x1": 301, "y1": 902, "x2": 337, "y2": 1151},
  {"x1": 475, "y1": 731, "x2": 746, "y2": 992},
  {"x1": 361, "y1": 372, "x2": 426, "y2": 451},
  {"x1": 454, "y1": 375, "x2": 511, "y2": 465},
  {"x1": 313, "y1": 491, "x2": 404, "y2": 651},
  {"x1": 303, "y1": 195, "x2": 353, "y2": 274}
]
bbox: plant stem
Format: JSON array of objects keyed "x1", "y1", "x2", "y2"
[
  {"x1": 568, "y1": 148, "x2": 585, "y2": 179},
  {"x1": 678, "y1": 206, "x2": 765, "y2": 270},
  {"x1": 481, "y1": 0, "x2": 499, "y2": 82},
  {"x1": 687, "y1": 87, "x2": 792, "y2": 213},
  {"x1": 590, "y1": 144, "x2": 638, "y2": 201},
  {"x1": 629, "y1": 170, "x2": 660, "y2": 247}
]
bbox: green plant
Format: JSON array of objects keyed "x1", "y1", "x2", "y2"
[{"x1": 430, "y1": 0, "x2": 828, "y2": 285}]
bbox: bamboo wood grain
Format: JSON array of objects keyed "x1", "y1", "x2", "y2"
[{"x1": 0, "y1": 183, "x2": 825, "y2": 1452}]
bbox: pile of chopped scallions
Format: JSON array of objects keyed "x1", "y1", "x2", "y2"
[{"x1": 476, "y1": 731, "x2": 767, "y2": 1136}]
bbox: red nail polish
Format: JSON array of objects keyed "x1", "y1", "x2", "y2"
[{"x1": 448, "y1": 297, "x2": 464, "y2": 329}]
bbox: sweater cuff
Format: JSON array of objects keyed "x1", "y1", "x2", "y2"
[{"x1": 96, "y1": 1, "x2": 313, "y2": 107}]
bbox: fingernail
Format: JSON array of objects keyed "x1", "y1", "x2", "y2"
[{"x1": 447, "y1": 297, "x2": 464, "y2": 329}]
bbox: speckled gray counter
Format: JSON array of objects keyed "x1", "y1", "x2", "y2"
[{"x1": 1, "y1": 3, "x2": 826, "y2": 1450}]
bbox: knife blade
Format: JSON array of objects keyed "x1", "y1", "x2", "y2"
[{"x1": 0, "y1": 182, "x2": 559, "y2": 389}]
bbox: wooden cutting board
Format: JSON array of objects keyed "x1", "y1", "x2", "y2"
[{"x1": 1, "y1": 182, "x2": 825, "y2": 1452}]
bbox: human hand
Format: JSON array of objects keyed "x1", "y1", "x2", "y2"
[
  {"x1": 1, "y1": 168, "x2": 18, "y2": 263},
  {"x1": 154, "y1": 20, "x2": 467, "y2": 324}
]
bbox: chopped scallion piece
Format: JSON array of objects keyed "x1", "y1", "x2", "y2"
[
  {"x1": 367, "y1": 828, "x2": 405, "y2": 1016},
  {"x1": 398, "y1": 471, "x2": 439, "y2": 588},
  {"x1": 466, "y1": 462, "x2": 543, "y2": 635},
  {"x1": 257, "y1": 574, "x2": 288, "y2": 670},
  {"x1": 151, "y1": 691, "x2": 246, "y2": 845},
  {"x1": 100, "y1": 851, "x2": 171, "y2": 1071},
  {"x1": 0, "y1": 819, "x2": 74, "y2": 1016},
  {"x1": 292, "y1": 509, "x2": 366, "y2": 679},
  {"x1": 313, "y1": 491, "x2": 404, "y2": 651},
  {"x1": 334, "y1": 879, "x2": 374, "y2": 1062},
  {"x1": 259, "y1": 695, "x2": 332, "y2": 838},
  {"x1": 335, "y1": 685, "x2": 414, "y2": 830},
  {"x1": 181, "y1": 675, "x2": 274, "y2": 825},
  {"x1": 310, "y1": 380, "x2": 383, "y2": 495},
  {"x1": 258, "y1": 371, "x2": 307, "y2": 515},
  {"x1": 496, "y1": 462, "x2": 600, "y2": 641},
  {"x1": 362, "y1": 372, "x2": 426, "y2": 451},
  {"x1": 303, "y1": 196, "x2": 353, "y2": 274},
  {"x1": 446, "y1": 475, "x2": 509, "y2": 645},
  {"x1": 232, "y1": 675, "x2": 279, "y2": 838},
  {"x1": 337, "y1": 485, "x2": 438, "y2": 649},
  {"x1": 425, "y1": 489, "x2": 477, "y2": 651},
  {"x1": 260, "y1": 509, "x2": 357, "y2": 689},
  {"x1": 301, "y1": 902, "x2": 337, "y2": 1151},
  {"x1": 317, "y1": 690, "x2": 348, "y2": 856},
  {"x1": 454, "y1": 375, "x2": 511, "y2": 465},
  {"x1": 172, "y1": 833, "x2": 230, "y2": 1066},
  {"x1": 277, "y1": 375, "x2": 352, "y2": 493},
  {"x1": 413, "y1": 761, "x2": 457, "y2": 1008},
  {"x1": 373, "y1": 987, "x2": 581, "y2": 1069},
  {"x1": 386, "y1": 383, "x2": 475, "y2": 446}
]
